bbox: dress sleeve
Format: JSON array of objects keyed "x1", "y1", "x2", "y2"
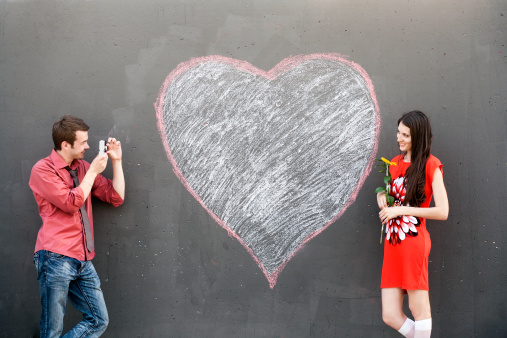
[
  {"x1": 426, "y1": 155, "x2": 443, "y2": 184},
  {"x1": 390, "y1": 155, "x2": 402, "y2": 164},
  {"x1": 389, "y1": 155, "x2": 403, "y2": 179}
]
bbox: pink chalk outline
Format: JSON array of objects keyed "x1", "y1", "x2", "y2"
[{"x1": 154, "y1": 54, "x2": 380, "y2": 288}]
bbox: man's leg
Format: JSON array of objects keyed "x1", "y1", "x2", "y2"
[
  {"x1": 34, "y1": 250, "x2": 77, "y2": 338},
  {"x1": 64, "y1": 261, "x2": 109, "y2": 337}
]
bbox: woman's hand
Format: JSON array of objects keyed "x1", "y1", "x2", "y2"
[
  {"x1": 379, "y1": 206, "x2": 402, "y2": 225},
  {"x1": 378, "y1": 168, "x2": 449, "y2": 224},
  {"x1": 377, "y1": 191, "x2": 388, "y2": 210}
]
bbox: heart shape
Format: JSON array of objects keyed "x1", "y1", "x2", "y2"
[{"x1": 155, "y1": 54, "x2": 380, "y2": 288}]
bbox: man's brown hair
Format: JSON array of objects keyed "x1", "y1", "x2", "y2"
[{"x1": 52, "y1": 115, "x2": 89, "y2": 150}]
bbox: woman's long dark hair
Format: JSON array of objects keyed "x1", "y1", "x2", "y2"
[{"x1": 399, "y1": 110, "x2": 432, "y2": 207}]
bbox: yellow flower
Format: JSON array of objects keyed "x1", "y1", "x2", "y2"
[{"x1": 381, "y1": 157, "x2": 397, "y2": 166}]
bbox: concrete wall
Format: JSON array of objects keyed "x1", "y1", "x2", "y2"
[{"x1": 0, "y1": 0, "x2": 505, "y2": 336}]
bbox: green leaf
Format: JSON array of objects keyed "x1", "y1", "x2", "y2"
[
  {"x1": 375, "y1": 187, "x2": 385, "y2": 194},
  {"x1": 384, "y1": 176, "x2": 391, "y2": 185},
  {"x1": 387, "y1": 195, "x2": 395, "y2": 206}
]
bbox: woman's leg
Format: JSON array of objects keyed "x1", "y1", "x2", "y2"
[
  {"x1": 406, "y1": 290, "x2": 431, "y2": 320},
  {"x1": 382, "y1": 288, "x2": 413, "y2": 335},
  {"x1": 407, "y1": 290, "x2": 432, "y2": 337}
]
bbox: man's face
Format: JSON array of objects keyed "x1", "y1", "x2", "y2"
[{"x1": 69, "y1": 130, "x2": 90, "y2": 160}]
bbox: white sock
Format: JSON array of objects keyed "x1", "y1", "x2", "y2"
[
  {"x1": 398, "y1": 318, "x2": 415, "y2": 338},
  {"x1": 414, "y1": 318, "x2": 432, "y2": 338}
]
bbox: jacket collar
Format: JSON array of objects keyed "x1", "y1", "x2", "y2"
[{"x1": 50, "y1": 149, "x2": 79, "y2": 170}]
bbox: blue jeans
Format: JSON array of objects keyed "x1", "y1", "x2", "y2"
[{"x1": 33, "y1": 250, "x2": 109, "y2": 338}]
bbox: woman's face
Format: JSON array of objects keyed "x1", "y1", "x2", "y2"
[{"x1": 397, "y1": 121, "x2": 412, "y2": 154}]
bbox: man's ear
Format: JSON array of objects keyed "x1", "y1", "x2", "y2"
[{"x1": 61, "y1": 141, "x2": 71, "y2": 151}]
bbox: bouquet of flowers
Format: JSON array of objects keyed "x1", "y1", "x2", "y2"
[{"x1": 374, "y1": 157, "x2": 396, "y2": 243}]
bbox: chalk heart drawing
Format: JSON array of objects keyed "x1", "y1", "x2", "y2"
[{"x1": 155, "y1": 54, "x2": 380, "y2": 288}]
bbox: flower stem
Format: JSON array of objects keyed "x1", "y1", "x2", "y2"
[{"x1": 385, "y1": 163, "x2": 390, "y2": 198}]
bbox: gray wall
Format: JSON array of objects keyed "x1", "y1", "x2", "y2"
[{"x1": 1, "y1": 0, "x2": 506, "y2": 337}]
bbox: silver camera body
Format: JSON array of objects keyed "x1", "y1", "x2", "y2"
[{"x1": 99, "y1": 140, "x2": 108, "y2": 155}]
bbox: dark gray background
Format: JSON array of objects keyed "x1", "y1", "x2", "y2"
[{"x1": 1, "y1": 0, "x2": 505, "y2": 337}]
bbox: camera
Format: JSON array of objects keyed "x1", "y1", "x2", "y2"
[{"x1": 99, "y1": 140, "x2": 108, "y2": 155}]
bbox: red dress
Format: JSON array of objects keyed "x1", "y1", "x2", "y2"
[{"x1": 380, "y1": 154, "x2": 442, "y2": 291}]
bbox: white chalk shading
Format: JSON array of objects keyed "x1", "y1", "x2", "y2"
[{"x1": 157, "y1": 56, "x2": 378, "y2": 287}]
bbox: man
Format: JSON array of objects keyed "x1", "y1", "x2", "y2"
[{"x1": 29, "y1": 115, "x2": 125, "y2": 337}]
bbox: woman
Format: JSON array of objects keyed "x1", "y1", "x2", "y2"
[{"x1": 376, "y1": 111, "x2": 449, "y2": 338}]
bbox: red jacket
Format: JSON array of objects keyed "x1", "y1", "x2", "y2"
[{"x1": 29, "y1": 149, "x2": 124, "y2": 261}]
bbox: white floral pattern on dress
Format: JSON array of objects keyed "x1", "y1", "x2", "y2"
[{"x1": 385, "y1": 176, "x2": 421, "y2": 245}]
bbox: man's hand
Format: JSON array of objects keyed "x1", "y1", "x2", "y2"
[
  {"x1": 89, "y1": 153, "x2": 108, "y2": 175},
  {"x1": 106, "y1": 137, "x2": 125, "y2": 199},
  {"x1": 80, "y1": 152, "x2": 107, "y2": 200},
  {"x1": 106, "y1": 138, "x2": 122, "y2": 161}
]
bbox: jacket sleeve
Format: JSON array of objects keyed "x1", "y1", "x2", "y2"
[
  {"x1": 29, "y1": 162, "x2": 85, "y2": 213},
  {"x1": 90, "y1": 174, "x2": 124, "y2": 207}
]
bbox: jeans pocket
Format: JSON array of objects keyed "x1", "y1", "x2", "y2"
[
  {"x1": 33, "y1": 252, "x2": 39, "y2": 271},
  {"x1": 47, "y1": 251, "x2": 66, "y2": 259}
]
